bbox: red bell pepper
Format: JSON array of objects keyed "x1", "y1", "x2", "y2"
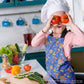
[{"x1": 5, "y1": 66, "x2": 12, "y2": 73}]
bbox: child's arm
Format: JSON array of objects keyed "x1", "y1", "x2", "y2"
[
  {"x1": 31, "y1": 15, "x2": 53, "y2": 47},
  {"x1": 31, "y1": 31, "x2": 49, "y2": 47},
  {"x1": 70, "y1": 24, "x2": 84, "y2": 46},
  {"x1": 65, "y1": 14, "x2": 84, "y2": 46}
]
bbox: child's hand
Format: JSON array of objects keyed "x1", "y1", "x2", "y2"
[
  {"x1": 62, "y1": 14, "x2": 74, "y2": 27},
  {"x1": 43, "y1": 15, "x2": 53, "y2": 33}
]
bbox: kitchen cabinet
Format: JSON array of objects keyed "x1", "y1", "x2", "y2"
[
  {"x1": 0, "y1": 0, "x2": 14, "y2": 8},
  {"x1": 25, "y1": 52, "x2": 46, "y2": 70},
  {"x1": 71, "y1": 47, "x2": 84, "y2": 72},
  {"x1": 0, "y1": 0, "x2": 46, "y2": 8},
  {"x1": 16, "y1": 0, "x2": 46, "y2": 7}
]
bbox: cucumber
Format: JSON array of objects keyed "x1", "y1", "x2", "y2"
[
  {"x1": 14, "y1": 71, "x2": 45, "y2": 84},
  {"x1": 15, "y1": 72, "x2": 34, "y2": 79},
  {"x1": 27, "y1": 74, "x2": 45, "y2": 84},
  {"x1": 34, "y1": 72, "x2": 43, "y2": 78},
  {"x1": 22, "y1": 44, "x2": 27, "y2": 54},
  {"x1": 15, "y1": 43, "x2": 21, "y2": 52},
  {"x1": 14, "y1": 76, "x2": 25, "y2": 79}
]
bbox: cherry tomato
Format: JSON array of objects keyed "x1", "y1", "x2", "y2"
[
  {"x1": 61, "y1": 14, "x2": 69, "y2": 23},
  {"x1": 24, "y1": 64, "x2": 31, "y2": 71},
  {"x1": 51, "y1": 16, "x2": 60, "y2": 24}
]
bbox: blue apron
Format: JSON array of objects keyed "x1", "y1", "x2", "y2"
[{"x1": 45, "y1": 30, "x2": 76, "y2": 84}]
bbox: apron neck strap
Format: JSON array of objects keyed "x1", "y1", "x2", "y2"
[{"x1": 61, "y1": 28, "x2": 68, "y2": 38}]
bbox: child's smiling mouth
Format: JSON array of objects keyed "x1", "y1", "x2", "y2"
[{"x1": 57, "y1": 25, "x2": 62, "y2": 28}]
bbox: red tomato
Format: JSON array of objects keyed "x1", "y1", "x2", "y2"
[
  {"x1": 51, "y1": 16, "x2": 60, "y2": 24},
  {"x1": 12, "y1": 54, "x2": 20, "y2": 64},
  {"x1": 61, "y1": 14, "x2": 69, "y2": 23},
  {"x1": 13, "y1": 53, "x2": 18, "y2": 58},
  {"x1": 24, "y1": 64, "x2": 31, "y2": 71}
]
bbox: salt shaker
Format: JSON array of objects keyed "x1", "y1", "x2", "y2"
[{"x1": 2, "y1": 54, "x2": 9, "y2": 69}]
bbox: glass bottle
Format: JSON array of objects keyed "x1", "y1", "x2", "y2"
[{"x1": 23, "y1": 25, "x2": 35, "y2": 46}]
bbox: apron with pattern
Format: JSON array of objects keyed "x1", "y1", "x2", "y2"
[{"x1": 45, "y1": 29, "x2": 76, "y2": 84}]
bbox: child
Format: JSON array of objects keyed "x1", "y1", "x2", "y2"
[{"x1": 31, "y1": 0, "x2": 84, "y2": 84}]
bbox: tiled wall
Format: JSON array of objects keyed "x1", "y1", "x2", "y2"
[{"x1": 0, "y1": 12, "x2": 46, "y2": 48}]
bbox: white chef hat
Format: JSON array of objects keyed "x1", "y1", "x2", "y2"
[{"x1": 41, "y1": 0, "x2": 70, "y2": 23}]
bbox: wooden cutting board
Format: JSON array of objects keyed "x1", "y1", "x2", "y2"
[{"x1": 4, "y1": 75, "x2": 40, "y2": 84}]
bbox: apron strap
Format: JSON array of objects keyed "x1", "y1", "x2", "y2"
[
  {"x1": 49, "y1": 28, "x2": 69, "y2": 38},
  {"x1": 61, "y1": 28, "x2": 68, "y2": 38}
]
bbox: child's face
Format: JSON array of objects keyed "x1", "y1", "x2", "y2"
[{"x1": 51, "y1": 11, "x2": 66, "y2": 33}]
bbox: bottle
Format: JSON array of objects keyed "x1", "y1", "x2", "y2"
[
  {"x1": 23, "y1": 25, "x2": 35, "y2": 46},
  {"x1": 28, "y1": 25, "x2": 34, "y2": 46},
  {"x1": 2, "y1": 54, "x2": 9, "y2": 69},
  {"x1": 23, "y1": 26, "x2": 29, "y2": 45}
]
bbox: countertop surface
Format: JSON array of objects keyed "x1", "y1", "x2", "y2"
[{"x1": 0, "y1": 59, "x2": 57, "y2": 84}]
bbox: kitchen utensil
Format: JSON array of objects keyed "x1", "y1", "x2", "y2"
[
  {"x1": 16, "y1": 17, "x2": 24, "y2": 26},
  {"x1": 2, "y1": 20, "x2": 10, "y2": 27},
  {"x1": 32, "y1": 15, "x2": 40, "y2": 24}
]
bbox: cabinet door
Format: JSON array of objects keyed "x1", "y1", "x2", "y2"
[
  {"x1": 16, "y1": 0, "x2": 46, "y2": 7},
  {"x1": 0, "y1": 0, "x2": 14, "y2": 8}
]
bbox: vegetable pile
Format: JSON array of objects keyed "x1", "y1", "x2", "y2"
[
  {"x1": 0, "y1": 43, "x2": 25, "y2": 65},
  {"x1": 15, "y1": 72, "x2": 46, "y2": 84}
]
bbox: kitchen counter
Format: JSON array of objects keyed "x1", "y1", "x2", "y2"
[
  {"x1": 0, "y1": 45, "x2": 84, "y2": 70},
  {"x1": 26, "y1": 45, "x2": 84, "y2": 53},
  {"x1": 0, "y1": 59, "x2": 57, "y2": 84}
]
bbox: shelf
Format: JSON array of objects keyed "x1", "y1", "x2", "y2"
[{"x1": 0, "y1": 0, "x2": 46, "y2": 8}]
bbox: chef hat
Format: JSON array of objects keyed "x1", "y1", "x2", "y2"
[{"x1": 41, "y1": 0, "x2": 70, "y2": 23}]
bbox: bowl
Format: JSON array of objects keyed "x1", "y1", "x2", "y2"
[{"x1": 7, "y1": 52, "x2": 26, "y2": 65}]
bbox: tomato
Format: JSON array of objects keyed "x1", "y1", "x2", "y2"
[
  {"x1": 13, "y1": 53, "x2": 18, "y2": 58},
  {"x1": 61, "y1": 14, "x2": 69, "y2": 23},
  {"x1": 12, "y1": 54, "x2": 20, "y2": 64},
  {"x1": 51, "y1": 16, "x2": 60, "y2": 24},
  {"x1": 24, "y1": 64, "x2": 31, "y2": 71},
  {"x1": 5, "y1": 66, "x2": 12, "y2": 73}
]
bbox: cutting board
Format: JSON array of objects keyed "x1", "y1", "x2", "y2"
[{"x1": 5, "y1": 75, "x2": 40, "y2": 84}]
